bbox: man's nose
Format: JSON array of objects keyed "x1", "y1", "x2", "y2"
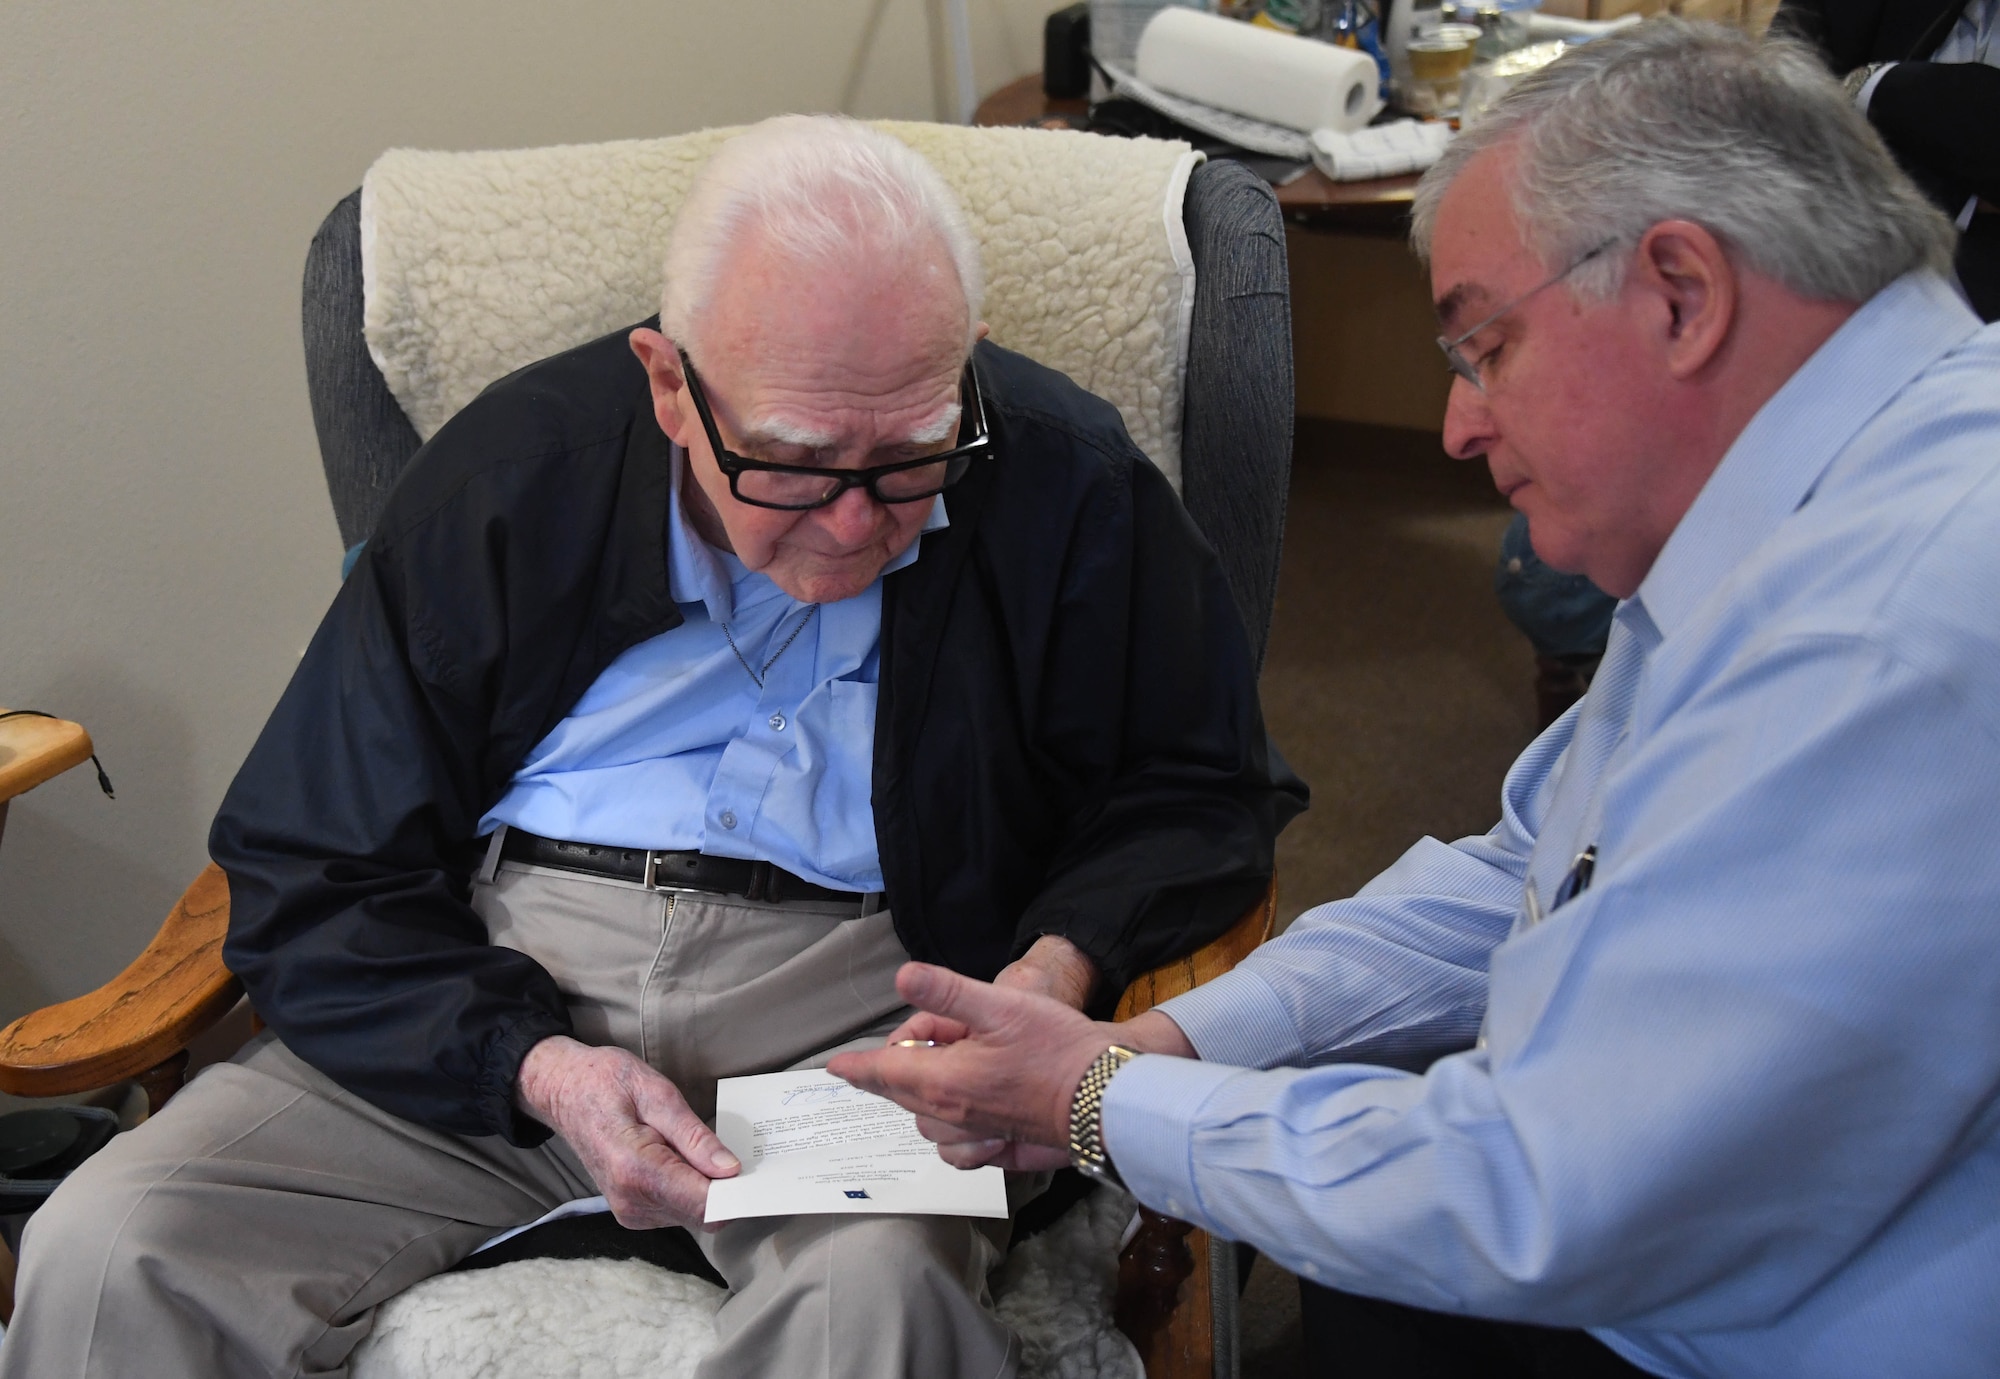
[
  {"x1": 818, "y1": 483, "x2": 882, "y2": 545},
  {"x1": 1441, "y1": 377, "x2": 1497, "y2": 462}
]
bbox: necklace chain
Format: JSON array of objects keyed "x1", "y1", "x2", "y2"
[{"x1": 722, "y1": 604, "x2": 820, "y2": 689}]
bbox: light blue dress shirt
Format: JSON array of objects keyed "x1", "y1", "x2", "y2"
[
  {"x1": 1104, "y1": 274, "x2": 2000, "y2": 1378},
  {"x1": 480, "y1": 450, "x2": 947, "y2": 892}
]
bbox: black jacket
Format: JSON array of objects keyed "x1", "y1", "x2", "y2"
[
  {"x1": 214, "y1": 327, "x2": 1306, "y2": 1144},
  {"x1": 1776, "y1": 0, "x2": 2000, "y2": 318}
]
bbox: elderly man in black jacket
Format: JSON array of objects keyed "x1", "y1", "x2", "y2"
[{"x1": 2, "y1": 116, "x2": 1301, "y2": 1379}]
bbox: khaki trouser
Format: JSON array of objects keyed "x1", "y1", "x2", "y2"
[{"x1": 2, "y1": 858, "x2": 1023, "y2": 1379}]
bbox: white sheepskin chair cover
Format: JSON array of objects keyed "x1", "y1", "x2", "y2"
[
  {"x1": 360, "y1": 123, "x2": 1199, "y2": 488},
  {"x1": 350, "y1": 1189, "x2": 1144, "y2": 1379}
]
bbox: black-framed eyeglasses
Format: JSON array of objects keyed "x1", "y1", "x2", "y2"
[
  {"x1": 678, "y1": 348, "x2": 991, "y2": 511},
  {"x1": 1437, "y1": 240, "x2": 1617, "y2": 393}
]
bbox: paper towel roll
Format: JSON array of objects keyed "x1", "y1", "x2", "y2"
[{"x1": 1135, "y1": 8, "x2": 1383, "y2": 134}]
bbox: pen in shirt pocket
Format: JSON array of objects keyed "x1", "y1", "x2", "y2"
[
  {"x1": 1525, "y1": 844, "x2": 1598, "y2": 928},
  {"x1": 1552, "y1": 845, "x2": 1598, "y2": 911}
]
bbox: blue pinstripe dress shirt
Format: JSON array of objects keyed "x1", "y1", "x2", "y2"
[{"x1": 1104, "y1": 273, "x2": 2000, "y2": 1378}]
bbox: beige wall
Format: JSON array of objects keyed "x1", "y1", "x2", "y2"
[{"x1": 0, "y1": 2, "x2": 1048, "y2": 1035}]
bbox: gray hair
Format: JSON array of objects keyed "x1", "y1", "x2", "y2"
[
  {"x1": 1410, "y1": 18, "x2": 1957, "y2": 303},
  {"x1": 662, "y1": 115, "x2": 985, "y2": 358}
]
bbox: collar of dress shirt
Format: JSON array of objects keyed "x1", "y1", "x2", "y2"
[
  {"x1": 1630, "y1": 272, "x2": 1980, "y2": 641},
  {"x1": 663, "y1": 444, "x2": 949, "y2": 623}
]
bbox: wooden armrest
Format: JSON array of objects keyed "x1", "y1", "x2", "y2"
[
  {"x1": 1111, "y1": 879, "x2": 1276, "y2": 1379},
  {"x1": 0, "y1": 709, "x2": 93, "y2": 805},
  {"x1": 1115, "y1": 881, "x2": 1275, "y2": 1022},
  {"x1": 0, "y1": 863, "x2": 240, "y2": 1100}
]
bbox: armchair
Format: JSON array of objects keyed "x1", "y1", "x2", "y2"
[{"x1": 1, "y1": 125, "x2": 1294, "y2": 1378}]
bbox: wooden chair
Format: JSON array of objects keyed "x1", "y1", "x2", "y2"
[
  {"x1": 0, "y1": 862, "x2": 238, "y2": 1117},
  {"x1": 1, "y1": 711, "x2": 236, "y2": 1122},
  {"x1": 0, "y1": 707, "x2": 107, "y2": 1326},
  {"x1": 0, "y1": 710, "x2": 97, "y2": 854},
  {"x1": 1113, "y1": 885, "x2": 1275, "y2": 1378},
  {"x1": 2, "y1": 129, "x2": 1295, "y2": 1377}
]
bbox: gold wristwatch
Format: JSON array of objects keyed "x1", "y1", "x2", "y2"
[{"x1": 1068, "y1": 1044, "x2": 1138, "y2": 1188}]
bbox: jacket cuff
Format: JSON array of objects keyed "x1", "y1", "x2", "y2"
[{"x1": 477, "y1": 1009, "x2": 573, "y2": 1146}]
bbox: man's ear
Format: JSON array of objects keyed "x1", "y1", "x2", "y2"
[
  {"x1": 629, "y1": 327, "x2": 697, "y2": 447},
  {"x1": 1631, "y1": 220, "x2": 1737, "y2": 382}
]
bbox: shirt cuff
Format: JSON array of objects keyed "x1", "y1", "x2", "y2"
[
  {"x1": 1154, "y1": 966, "x2": 1305, "y2": 1069},
  {"x1": 1854, "y1": 60, "x2": 1897, "y2": 115},
  {"x1": 1100, "y1": 1053, "x2": 1242, "y2": 1224}
]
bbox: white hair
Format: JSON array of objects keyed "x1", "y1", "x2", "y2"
[
  {"x1": 753, "y1": 409, "x2": 958, "y2": 449},
  {"x1": 661, "y1": 115, "x2": 985, "y2": 359},
  {"x1": 1410, "y1": 18, "x2": 1957, "y2": 303}
]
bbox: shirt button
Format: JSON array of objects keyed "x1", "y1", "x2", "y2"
[
  {"x1": 768, "y1": 713, "x2": 787, "y2": 731},
  {"x1": 1507, "y1": 557, "x2": 1524, "y2": 574},
  {"x1": 719, "y1": 810, "x2": 738, "y2": 830}
]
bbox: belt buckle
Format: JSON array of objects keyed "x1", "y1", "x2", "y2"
[{"x1": 640, "y1": 849, "x2": 733, "y2": 898}]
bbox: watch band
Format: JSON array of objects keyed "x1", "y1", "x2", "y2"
[
  {"x1": 1068, "y1": 1044, "x2": 1138, "y2": 1188},
  {"x1": 1842, "y1": 61, "x2": 1890, "y2": 111}
]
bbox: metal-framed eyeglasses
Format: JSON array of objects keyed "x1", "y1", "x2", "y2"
[
  {"x1": 678, "y1": 348, "x2": 991, "y2": 511},
  {"x1": 1437, "y1": 240, "x2": 1616, "y2": 393}
]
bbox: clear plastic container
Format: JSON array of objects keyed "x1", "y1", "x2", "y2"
[
  {"x1": 1443, "y1": 0, "x2": 1540, "y2": 60},
  {"x1": 1385, "y1": 0, "x2": 1536, "y2": 113}
]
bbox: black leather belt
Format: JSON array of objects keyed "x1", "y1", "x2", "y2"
[{"x1": 498, "y1": 828, "x2": 867, "y2": 906}]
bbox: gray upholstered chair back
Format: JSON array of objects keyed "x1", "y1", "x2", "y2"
[{"x1": 303, "y1": 158, "x2": 1292, "y2": 666}]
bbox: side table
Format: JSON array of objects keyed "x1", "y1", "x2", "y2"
[{"x1": 973, "y1": 73, "x2": 1420, "y2": 236}]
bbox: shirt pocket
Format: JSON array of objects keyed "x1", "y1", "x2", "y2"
[{"x1": 822, "y1": 678, "x2": 879, "y2": 740}]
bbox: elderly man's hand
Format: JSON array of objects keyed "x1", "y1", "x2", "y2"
[
  {"x1": 879, "y1": 932, "x2": 1097, "y2": 1056},
  {"x1": 991, "y1": 933, "x2": 1099, "y2": 1009},
  {"x1": 516, "y1": 1036, "x2": 739, "y2": 1230},
  {"x1": 827, "y1": 963, "x2": 1198, "y2": 1172}
]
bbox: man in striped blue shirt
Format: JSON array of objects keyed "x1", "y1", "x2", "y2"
[{"x1": 836, "y1": 20, "x2": 2000, "y2": 1378}]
